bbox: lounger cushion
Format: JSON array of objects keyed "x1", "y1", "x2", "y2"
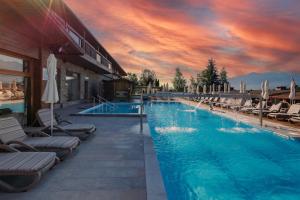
[
  {"x1": 290, "y1": 117, "x2": 300, "y2": 123},
  {"x1": 37, "y1": 109, "x2": 96, "y2": 133},
  {"x1": 22, "y1": 136, "x2": 80, "y2": 150},
  {"x1": 0, "y1": 152, "x2": 56, "y2": 175},
  {"x1": 60, "y1": 124, "x2": 95, "y2": 132}
]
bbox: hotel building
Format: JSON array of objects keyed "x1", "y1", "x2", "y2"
[{"x1": 0, "y1": 0, "x2": 127, "y2": 124}]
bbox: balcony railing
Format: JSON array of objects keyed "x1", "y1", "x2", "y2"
[{"x1": 49, "y1": 10, "x2": 113, "y2": 70}]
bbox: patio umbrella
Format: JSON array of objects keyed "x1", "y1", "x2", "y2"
[
  {"x1": 263, "y1": 80, "x2": 269, "y2": 100},
  {"x1": 212, "y1": 84, "x2": 215, "y2": 94},
  {"x1": 209, "y1": 85, "x2": 212, "y2": 94},
  {"x1": 203, "y1": 85, "x2": 207, "y2": 94},
  {"x1": 12, "y1": 80, "x2": 18, "y2": 90},
  {"x1": 289, "y1": 79, "x2": 296, "y2": 104},
  {"x1": 196, "y1": 84, "x2": 200, "y2": 94},
  {"x1": 218, "y1": 84, "x2": 221, "y2": 93},
  {"x1": 166, "y1": 83, "x2": 169, "y2": 92},
  {"x1": 224, "y1": 83, "x2": 227, "y2": 93},
  {"x1": 147, "y1": 82, "x2": 152, "y2": 94},
  {"x1": 183, "y1": 86, "x2": 186, "y2": 93},
  {"x1": 240, "y1": 81, "x2": 243, "y2": 93},
  {"x1": 261, "y1": 81, "x2": 265, "y2": 98},
  {"x1": 227, "y1": 83, "x2": 231, "y2": 93},
  {"x1": 42, "y1": 53, "x2": 59, "y2": 135},
  {"x1": 243, "y1": 82, "x2": 247, "y2": 93}
]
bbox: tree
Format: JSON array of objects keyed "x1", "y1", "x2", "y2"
[
  {"x1": 154, "y1": 79, "x2": 160, "y2": 87},
  {"x1": 126, "y1": 73, "x2": 138, "y2": 87},
  {"x1": 172, "y1": 68, "x2": 186, "y2": 92},
  {"x1": 190, "y1": 76, "x2": 197, "y2": 88},
  {"x1": 139, "y1": 69, "x2": 156, "y2": 86},
  {"x1": 199, "y1": 58, "x2": 219, "y2": 86},
  {"x1": 219, "y1": 67, "x2": 228, "y2": 84}
]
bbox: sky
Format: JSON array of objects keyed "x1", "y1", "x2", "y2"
[{"x1": 65, "y1": 0, "x2": 300, "y2": 84}]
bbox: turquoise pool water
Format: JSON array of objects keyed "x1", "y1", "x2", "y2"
[
  {"x1": 145, "y1": 102, "x2": 300, "y2": 200},
  {"x1": 80, "y1": 103, "x2": 142, "y2": 114},
  {"x1": 0, "y1": 102, "x2": 24, "y2": 113}
]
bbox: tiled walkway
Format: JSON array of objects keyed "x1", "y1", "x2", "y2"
[{"x1": 0, "y1": 106, "x2": 149, "y2": 200}]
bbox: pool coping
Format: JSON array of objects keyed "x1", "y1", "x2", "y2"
[
  {"x1": 71, "y1": 113, "x2": 147, "y2": 117},
  {"x1": 142, "y1": 121, "x2": 167, "y2": 200},
  {"x1": 72, "y1": 102, "x2": 146, "y2": 117},
  {"x1": 177, "y1": 98, "x2": 300, "y2": 139}
]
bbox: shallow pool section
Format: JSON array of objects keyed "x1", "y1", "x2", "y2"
[
  {"x1": 145, "y1": 102, "x2": 300, "y2": 200},
  {"x1": 78, "y1": 102, "x2": 145, "y2": 117}
]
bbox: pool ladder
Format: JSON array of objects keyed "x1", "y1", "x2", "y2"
[{"x1": 93, "y1": 96, "x2": 118, "y2": 112}]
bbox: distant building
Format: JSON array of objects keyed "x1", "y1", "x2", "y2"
[{"x1": 275, "y1": 86, "x2": 287, "y2": 91}]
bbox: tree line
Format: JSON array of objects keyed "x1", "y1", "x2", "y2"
[
  {"x1": 126, "y1": 69, "x2": 160, "y2": 87},
  {"x1": 172, "y1": 58, "x2": 228, "y2": 92}
]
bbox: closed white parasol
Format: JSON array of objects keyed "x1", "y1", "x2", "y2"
[{"x1": 42, "y1": 54, "x2": 59, "y2": 135}]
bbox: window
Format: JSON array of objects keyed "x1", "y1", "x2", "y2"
[
  {"x1": 0, "y1": 74, "x2": 27, "y2": 113},
  {"x1": 0, "y1": 53, "x2": 29, "y2": 114},
  {"x1": 0, "y1": 54, "x2": 28, "y2": 72}
]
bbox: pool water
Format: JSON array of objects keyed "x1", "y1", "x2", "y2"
[
  {"x1": 80, "y1": 103, "x2": 142, "y2": 114},
  {"x1": 0, "y1": 102, "x2": 24, "y2": 113},
  {"x1": 145, "y1": 102, "x2": 300, "y2": 200}
]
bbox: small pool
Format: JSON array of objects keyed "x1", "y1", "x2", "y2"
[
  {"x1": 78, "y1": 102, "x2": 145, "y2": 117},
  {"x1": 145, "y1": 102, "x2": 300, "y2": 200}
]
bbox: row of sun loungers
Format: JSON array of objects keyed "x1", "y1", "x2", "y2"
[
  {"x1": 190, "y1": 96, "x2": 300, "y2": 123},
  {"x1": 0, "y1": 108, "x2": 96, "y2": 192}
]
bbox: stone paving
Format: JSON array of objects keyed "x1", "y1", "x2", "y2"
[{"x1": 0, "y1": 104, "x2": 166, "y2": 200}]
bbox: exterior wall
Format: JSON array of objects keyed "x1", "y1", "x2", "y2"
[{"x1": 56, "y1": 59, "x2": 104, "y2": 105}]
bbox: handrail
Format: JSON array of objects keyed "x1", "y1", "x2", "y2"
[
  {"x1": 140, "y1": 94, "x2": 144, "y2": 132},
  {"x1": 49, "y1": 10, "x2": 112, "y2": 69},
  {"x1": 93, "y1": 96, "x2": 117, "y2": 112},
  {"x1": 97, "y1": 95, "x2": 116, "y2": 107}
]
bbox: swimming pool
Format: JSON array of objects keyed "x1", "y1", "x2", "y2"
[
  {"x1": 0, "y1": 102, "x2": 24, "y2": 113},
  {"x1": 78, "y1": 102, "x2": 145, "y2": 116},
  {"x1": 145, "y1": 102, "x2": 300, "y2": 200}
]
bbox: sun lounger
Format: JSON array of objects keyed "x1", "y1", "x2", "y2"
[
  {"x1": 240, "y1": 101, "x2": 266, "y2": 113},
  {"x1": 211, "y1": 97, "x2": 220, "y2": 105},
  {"x1": 267, "y1": 104, "x2": 300, "y2": 121},
  {"x1": 215, "y1": 98, "x2": 227, "y2": 107},
  {"x1": 221, "y1": 98, "x2": 236, "y2": 108},
  {"x1": 224, "y1": 98, "x2": 244, "y2": 109},
  {"x1": 37, "y1": 108, "x2": 96, "y2": 138},
  {"x1": 199, "y1": 97, "x2": 209, "y2": 103},
  {"x1": 0, "y1": 117, "x2": 80, "y2": 158},
  {"x1": 0, "y1": 144, "x2": 57, "y2": 192},
  {"x1": 231, "y1": 99, "x2": 252, "y2": 110},
  {"x1": 252, "y1": 102, "x2": 282, "y2": 115},
  {"x1": 203, "y1": 97, "x2": 214, "y2": 104},
  {"x1": 289, "y1": 116, "x2": 300, "y2": 124}
]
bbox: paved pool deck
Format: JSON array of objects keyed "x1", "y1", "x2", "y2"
[
  {"x1": 0, "y1": 104, "x2": 166, "y2": 200},
  {"x1": 177, "y1": 98, "x2": 300, "y2": 138}
]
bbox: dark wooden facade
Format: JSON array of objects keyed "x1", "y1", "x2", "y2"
[{"x1": 103, "y1": 79, "x2": 133, "y2": 101}]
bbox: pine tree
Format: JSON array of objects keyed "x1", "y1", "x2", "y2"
[
  {"x1": 199, "y1": 58, "x2": 219, "y2": 86},
  {"x1": 172, "y1": 68, "x2": 186, "y2": 92},
  {"x1": 219, "y1": 67, "x2": 228, "y2": 84}
]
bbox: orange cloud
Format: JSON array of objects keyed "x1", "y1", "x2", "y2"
[{"x1": 65, "y1": 0, "x2": 300, "y2": 83}]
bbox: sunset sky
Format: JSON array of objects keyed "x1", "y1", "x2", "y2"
[{"x1": 65, "y1": 0, "x2": 300, "y2": 83}]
